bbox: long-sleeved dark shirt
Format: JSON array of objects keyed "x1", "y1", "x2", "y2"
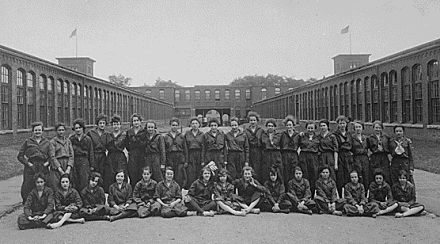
[
  {"x1": 344, "y1": 182, "x2": 367, "y2": 206},
  {"x1": 280, "y1": 130, "x2": 299, "y2": 152},
  {"x1": 154, "y1": 180, "x2": 182, "y2": 204},
  {"x1": 49, "y1": 136, "x2": 74, "y2": 170},
  {"x1": 188, "y1": 179, "x2": 215, "y2": 204},
  {"x1": 108, "y1": 182, "x2": 133, "y2": 207},
  {"x1": 225, "y1": 130, "x2": 249, "y2": 162},
  {"x1": 318, "y1": 132, "x2": 339, "y2": 153},
  {"x1": 204, "y1": 130, "x2": 226, "y2": 152},
  {"x1": 287, "y1": 178, "x2": 312, "y2": 203},
  {"x1": 133, "y1": 178, "x2": 157, "y2": 205},
  {"x1": 367, "y1": 132, "x2": 391, "y2": 154},
  {"x1": 23, "y1": 187, "x2": 54, "y2": 216},
  {"x1": 107, "y1": 132, "x2": 126, "y2": 153},
  {"x1": 245, "y1": 126, "x2": 264, "y2": 148},
  {"x1": 264, "y1": 180, "x2": 287, "y2": 204},
  {"x1": 261, "y1": 130, "x2": 282, "y2": 151},
  {"x1": 54, "y1": 188, "x2": 83, "y2": 211},
  {"x1": 80, "y1": 186, "x2": 106, "y2": 208},
  {"x1": 368, "y1": 181, "x2": 394, "y2": 204},
  {"x1": 392, "y1": 182, "x2": 417, "y2": 205},
  {"x1": 234, "y1": 178, "x2": 267, "y2": 202},
  {"x1": 70, "y1": 134, "x2": 95, "y2": 168},
  {"x1": 87, "y1": 129, "x2": 111, "y2": 154},
  {"x1": 123, "y1": 127, "x2": 147, "y2": 151},
  {"x1": 164, "y1": 132, "x2": 187, "y2": 153},
  {"x1": 351, "y1": 134, "x2": 368, "y2": 155},
  {"x1": 389, "y1": 137, "x2": 414, "y2": 170},
  {"x1": 333, "y1": 130, "x2": 352, "y2": 152},
  {"x1": 17, "y1": 136, "x2": 51, "y2": 165},
  {"x1": 298, "y1": 132, "x2": 320, "y2": 153},
  {"x1": 214, "y1": 182, "x2": 237, "y2": 201},
  {"x1": 315, "y1": 177, "x2": 338, "y2": 203}
]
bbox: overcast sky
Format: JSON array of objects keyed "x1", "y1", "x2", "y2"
[{"x1": 1, "y1": 0, "x2": 439, "y2": 87}]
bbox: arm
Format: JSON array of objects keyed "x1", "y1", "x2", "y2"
[
  {"x1": 264, "y1": 182, "x2": 276, "y2": 205},
  {"x1": 407, "y1": 139, "x2": 414, "y2": 172},
  {"x1": 23, "y1": 192, "x2": 34, "y2": 217},
  {"x1": 43, "y1": 190, "x2": 55, "y2": 215},
  {"x1": 286, "y1": 181, "x2": 300, "y2": 203},
  {"x1": 244, "y1": 135, "x2": 250, "y2": 165},
  {"x1": 17, "y1": 140, "x2": 29, "y2": 166},
  {"x1": 108, "y1": 186, "x2": 117, "y2": 208},
  {"x1": 132, "y1": 182, "x2": 143, "y2": 205},
  {"x1": 73, "y1": 190, "x2": 83, "y2": 209},
  {"x1": 159, "y1": 135, "x2": 166, "y2": 168},
  {"x1": 49, "y1": 140, "x2": 61, "y2": 171},
  {"x1": 67, "y1": 140, "x2": 74, "y2": 171},
  {"x1": 125, "y1": 185, "x2": 133, "y2": 205},
  {"x1": 360, "y1": 185, "x2": 367, "y2": 206},
  {"x1": 344, "y1": 187, "x2": 356, "y2": 205},
  {"x1": 302, "y1": 180, "x2": 312, "y2": 201},
  {"x1": 80, "y1": 189, "x2": 91, "y2": 208},
  {"x1": 87, "y1": 137, "x2": 96, "y2": 170}
]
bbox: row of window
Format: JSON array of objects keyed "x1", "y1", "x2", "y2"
[
  {"x1": 256, "y1": 60, "x2": 440, "y2": 125},
  {"x1": 0, "y1": 65, "x2": 173, "y2": 130}
]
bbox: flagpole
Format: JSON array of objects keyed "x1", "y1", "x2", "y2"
[
  {"x1": 75, "y1": 29, "x2": 78, "y2": 58},
  {"x1": 349, "y1": 29, "x2": 352, "y2": 54}
]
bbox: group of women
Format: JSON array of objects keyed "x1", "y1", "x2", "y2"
[{"x1": 16, "y1": 111, "x2": 425, "y2": 230}]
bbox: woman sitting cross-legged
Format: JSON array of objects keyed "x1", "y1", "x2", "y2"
[
  {"x1": 392, "y1": 169, "x2": 425, "y2": 218},
  {"x1": 287, "y1": 166, "x2": 317, "y2": 215},
  {"x1": 80, "y1": 172, "x2": 111, "y2": 221},
  {"x1": 132, "y1": 166, "x2": 160, "y2": 218},
  {"x1": 17, "y1": 173, "x2": 55, "y2": 230},
  {"x1": 48, "y1": 174, "x2": 85, "y2": 229},
  {"x1": 233, "y1": 166, "x2": 267, "y2": 214},
  {"x1": 314, "y1": 166, "x2": 344, "y2": 216},
  {"x1": 214, "y1": 169, "x2": 246, "y2": 216},
  {"x1": 260, "y1": 166, "x2": 291, "y2": 213},
  {"x1": 108, "y1": 170, "x2": 138, "y2": 222},
  {"x1": 185, "y1": 166, "x2": 217, "y2": 217}
]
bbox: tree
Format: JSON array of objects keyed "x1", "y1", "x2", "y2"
[
  {"x1": 229, "y1": 74, "x2": 307, "y2": 88},
  {"x1": 108, "y1": 74, "x2": 132, "y2": 87},
  {"x1": 154, "y1": 77, "x2": 182, "y2": 87}
]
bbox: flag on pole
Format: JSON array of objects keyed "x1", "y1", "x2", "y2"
[
  {"x1": 341, "y1": 25, "x2": 349, "y2": 34},
  {"x1": 70, "y1": 28, "x2": 77, "y2": 38}
]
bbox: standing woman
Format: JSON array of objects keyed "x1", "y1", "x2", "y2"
[
  {"x1": 164, "y1": 117, "x2": 188, "y2": 188},
  {"x1": 123, "y1": 113, "x2": 147, "y2": 188},
  {"x1": 103, "y1": 115, "x2": 128, "y2": 192},
  {"x1": 333, "y1": 115, "x2": 353, "y2": 197},
  {"x1": 280, "y1": 115, "x2": 299, "y2": 187},
  {"x1": 18, "y1": 122, "x2": 51, "y2": 204},
  {"x1": 184, "y1": 117, "x2": 205, "y2": 189},
  {"x1": 367, "y1": 121, "x2": 391, "y2": 184},
  {"x1": 70, "y1": 119, "x2": 95, "y2": 192},
  {"x1": 87, "y1": 113, "x2": 111, "y2": 178},
  {"x1": 351, "y1": 121, "x2": 370, "y2": 188},
  {"x1": 260, "y1": 118, "x2": 283, "y2": 185},
  {"x1": 204, "y1": 118, "x2": 227, "y2": 173},
  {"x1": 49, "y1": 123, "x2": 74, "y2": 191},
  {"x1": 297, "y1": 122, "x2": 320, "y2": 195},
  {"x1": 145, "y1": 120, "x2": 166, "y2": 183},
  {"x1": 225, "y1": 117, "x2": 249, "y2": 180},
  {"x1": 389, "y1": 125, "x2": 414, "y2": 186},
  {"x1": 245, "y1": 112, "x2": 264, "y2": 183},
  {"x1": 318, "y1": 119, "x2": 339, "y2": 183}
]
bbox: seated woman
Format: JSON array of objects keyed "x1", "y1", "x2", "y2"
[
  {"x1": 392, "y1": 169, "x2": 425, "y2": 218},
  {"x1": 214, "y1": 169, "x2": 246, "y2": 216},
  {"x1": 80, "y1": 172, "x2": 110, "y2": 221},
  {"x1": 48, "y1": 174, "x2": 85, "y2": 229},
  {"x1": 153, "y1": 166, "x2": 192, "y2": 218},
  {"x1": 185, "y1": 167, "x2": 217, "y2": 217},
  {"x1": 233, "y1": 166, "x2": 266, "y2": 214},
  {"x1": 368, "y1": 169, "x2": 398, "y2": 217},
  {"x1": 314, "y1": 166, "x2": 344, "y2": 216},
  {"x1": 17, "y1": 173, "x2": 55, "y2": 230},
  {"x1": 133, "y1": 166, "x2": 159, "y2": 218},
  {"x1": 108, "y1": 170, "x2": 138, "y2": 222},
  {"x1": 261, "y1": 166, "x2": 291, "y2": 213},
  {"x1": 343, "y1": 170, "x2": 379, "y2": 217},
  {"x1": 287, "y1": 166, "x2": 317, "y2": 215}
]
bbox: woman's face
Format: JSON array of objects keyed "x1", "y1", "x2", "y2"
[
  {"x1": 306, "y1": 124, "x2": 315, "y2": 133},
  {"x1": 394, "y1": 127, "x2": 404, "y2": 137},
  {"x1": 269, "y1": 172, "x2": 277, "y2": 182},
  {"x1": 33, "y1": 125, "x2": 43, "y2": 138},
  {"x1": 112, "y1": 121, "x2": 121, "y2": 132},
  {"x1": 219, "y1": 174, "x2": 227, "y2": 183},
  {"x1": 142, "y1": 170, "x2": 151, "y2": 181},
  {"x1": 286, "y1": 121, "x2": 294, "y2": 131},
  {"x1": 249, "y1": 116, "x2": 258, "y2": 126},
  {"x1": 165, "y1": 170, "x2": 174, "y2": 181},
  {"x1": 266, "y1": 123, "x2": 275, "y2": 133},
  {"x1": 398, "y1": 174, "x2": 407, "y2": 185},
  {"x1": 191, "y1": 120, "x2": 200, "y2": 130},
  {"x1": 115, "y1": 172, "x2": 125, "y2": 183},
  {"x1": 74, "y1": 124, "x2": 83, "y2": 136},
  {"x1": 375, "y1": 174, "x2": 384, "y2": 185},
  {"x1": 338, "y1": 120, "x2": 347, "y2": 131},
  {"x1": 98, "y1": 120, "x2": 106, "y2": 130},
  {"x1": 132, "y1": 116, "x2": 141, "y2": 127},
  {"x1": 321, "y1": 169, "x2": 330, "y2": 179},
  {"x1": 56, "y1": 126, "x2": 65, "y2": 137},
  {"x1": 210, "y1": 122, "x2": 218, "y2": 133},
  {"x1": 202, "y1": 170, "x2": 211, "y2": 181},
  {"x1": 350, "y1": 172, "x2": 359, "y2": 184},
  {"x1": 146, "y1": 123, "x2": 155, "y2": 134},
  {"x1": 171, "y1": 121, "x2": 179, "y2": 132},
  {"x1": 243, "y1": 170, "x2": 252, "y2": 181},
  {"x1": 89, "y1": 177, "x2": 99, "y2": 188},
  {"x1": 320, "y1": 123, "x2": 328, "y2": 132},
  {"x1": 231, "y1": 121, "x2": 239, "y2": 132},
  {"x1": 35, "y1": 177, "x2": 45, "y2": 190},
  {"x1": 354, "y1": 123, "x2": 363, "y2": 134},
  {"x1": 294, "y1": 170, "x2": 303, "y2": 180},
  {"x1": 60, "y1": 177, "x2": 70, "y2": 190},
  {"x1": 373, "y1": 123, "x2": 383, "y2": 133}
]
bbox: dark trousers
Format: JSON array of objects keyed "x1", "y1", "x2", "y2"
[
  {"x1": 127, "y1": 149, "x2": 145, "y2": 188},
  {"x1": 336, "y1": 151, "x2": 353, "y2": 197},
  {"x1": 249, "y1": 147, "x2": 262, "y2": 182},
  {"x1": 299, "y1": 152, "x2": 319, "y2": 195},
  {"x1": 73, "y1": 156, "x2": 91, "y2": 192},
  {"x1": 282, "y1": 151, "x2": 299, "y2": 187}
]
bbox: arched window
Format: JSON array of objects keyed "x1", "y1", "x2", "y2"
[
  {"x1": 185, "y1": 90, "x2": 191, "y2": 101},
  {"x1": 84, "y1": 85, "x2": 89, "y2": 123},
  {"x1": 224, "y1": 90, "x2": 230, "y2": 100},
  {"x1": 371, "y1": 75, "x2": 379, "y2": 120},
  {"x1": 428, "y1": 60, "x2": 440, "y2": 124},
  {"x1": 72, "y1": 83, "x2": 77, "y2": 119},
  {"x1": 364, "y1": 77, "x2": 371, "y2": 121},
  {"x1": 356, "y1": 79, "x2": 362, "y2": 120},
  {"x1": 381, "y1": 73, "x2": 389, "y2": 122},
  {"x1": 389, "y1": 71, "x2": 398, "y2": 122},
  {"x1": 333, "y1": 84, "x2": 338, "y2": 120},
  {"x1": 235, "y1": 106, "x2": 241, "y2": 118},
  {"x1": 39, "y1": 75, "x2": 47, "y2": 125},
  {"x1": 401, "y1": 67, "x2": 411, "y2": 123},
  {"x1": 215, "y1": 90, "x2": 220, "y2": 101},
  {"x1": 1, "y1": 66, "x2": 11, "y2": 129},
  {"x1": 26, "y1": 72, "x2": 36, "y2": 127},
  {"x1": 205, "y1": 90, "x2": 210, "y2": 100},
  {"x1": 57, "y1": 79, "x2": 63, "y2": 123},
  {"x1": 175, "y1": 90, "x2": 180, "y2": 102},
  {"x1": 77, "y1": 84, "x2": 82, "y2": 118},
  {"x1": 412, "y1": 64, "x2": 423, "y2": 123},
  {"x1": 47, "y1": 77, "x2": 54, "y2": 127},
  {"x1": 428, "y1": 60, "x2": 439, "y2": 79},
  {"x1": 235, "y1": 89, "x2": 240, "y2": 100},
  {"x1": 16, "y1": 70, "x2": 26, "y2": 128},
  {"x1": 64, "y1": 80, "x2": 70, "y2": 124},
  {"x1": 275, "y1": 87, "x2": 280, "y2": 95},
  {"x1": 261, "y1": 88, "x2": 267, "y2": 100},
  {"x1": 195, "y1": 90, "x2": 200, "y2": 100},
  {"x1": 245, "y1": 89, "x2": 251, "y2": 100}
]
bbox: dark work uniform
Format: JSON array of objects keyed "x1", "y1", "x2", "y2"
[
  {"x1": 333, "y1": 130, "x2": 353, "y2": 197},
  {"x1": 287, "y1": 178, "x2": 317, "y2": 213},
  {"x1": 389, "y1": 137, "x2": 414, "y2": 186},
  {"x1": 261, "y1": 130, "x2": 283, "y2": 184},
  {"x1": 108, "y1": 182, "x2": 137, "y2": 219},
  {"x1": 80, "y1": 185, "x2": 110, "y2": 221},
  {"x1": 314, "y1": 177, "x2": 345, "y2": 213},
  {"x1": 70, "y1": 134, "x2": 95, "y2": 192},
  {"x1": 367, "y1": 133, "x2": 391, "y2": 184},
  {"x1": 204, "y1": 130, "x2": 227, "y2": 171},
  {"x1": 225, "y1": 130, "x2": 249, "y2": 180},
  {"x1": 49, "y1": 137, "x2": 74, "y2": 192},
  {"x1": 245, "y1": 126, "x2": 264, "y2": 183},
  {"x1": 123, "y1": 127, "x2": 147, "y2": 188},
  {"x1": 368, "y1": 181, "x2": 396, "y2": 209},
  {"x1": 87, "y1": 129, "x2": 111, "y2": 177},
  {"x1": 53, "y1": 187, "x2": 83, "y2": 220},
  {"x1": 17, "y1": 136, "x2": 51, "y2": 204},
  {"x1": 233, "y1": 178, "x2": 266, "y2": 206},
  {"x1": 298, "y1": 132, "x2": 320, "y2": 195},
  {"x1": 133, "y1": 178, "x2": 159, "y2": 218},
  {"x1": 318, "y1": 132, "x2": 339, "y2": 181},
  {"x1": 343, "y1": 182, "x2": 379, "y2": 216},
  {"x1": 261, "y1": 179, "x2": 292, "y2": 211},
  {"x1": 164, "y1": 131, "x2": 188, "y2": 188},
  {"x1": 17, "y1": 187, "x2": 55, "y2": 230},
  {"x1": 280, "y1": 130, "x2": 299, "y2": 186},
  {"x1": 153, "y1": 180, "x2": 188, "y2": 218},
  {"x1": 392, "y1": 181, "x2": 424, "y2": 213},
  {"x1": 186, "y1": 179, "x2": 217, "y2": 214},
  {"x1": 351, "y1": 134, "x2": 370, "y2": 188},
  {"x1": 184, "y1": 130, "x2": 205, "y2": 189},
  {"x1": 145, "y1": 131, "x2": 166, "y2": 183},
  {"x1": 104, "y1": 131, "x2": 128, "y2": 192}
]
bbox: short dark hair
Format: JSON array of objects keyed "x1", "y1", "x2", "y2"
[
  {"x1": 73, "y1": 118, "x2": 86, "y2": 131},
  {"x1": 169, "y1": 117, "x2": 180, "y2": 125},
  {"x1": 31, "y1": 121, "x2": 44, "y2": 131},
  {"x1": 88, "y1": 172, "x2": 102, "y2": 185},
  {"x1": 265, "y1": 118, "x2": 277, "y2": 127},
  {"x1": 319, "y1": 119, "x2": 329, "y2": 128},
  {"x1": 353, "y1": 120, "x2": 365, "y2": 130},
  {"x1": 393, "y1": 124, "x2": 405, "y2": 133},
  {"x1": 111, "y1": 114, "x2": 121, "y2": 124},
  {"x1": 247, "y1": 111, "x2": 260, "y2": 122},
  {"x1": 208, "y1": 117, "x2": 220, "y2": 126},
  {"x1": 95, "y1": 113, "x2": 108, "y2": 125},
  {"x1": 189, "y1": 117, "x2": 200, "y2": 127},
  {"x1": 283, "y1": 115, "x2": 296, "y2": 126},
  {"x1": 305, "y1": 121, "x2": 316, "y2": 129},
  {"x1": 33, "y1": 172, "x2": 46, "y2": 183},
  {"x1": 230, "y1": 116, "x2": 239, "y2": 124}
]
